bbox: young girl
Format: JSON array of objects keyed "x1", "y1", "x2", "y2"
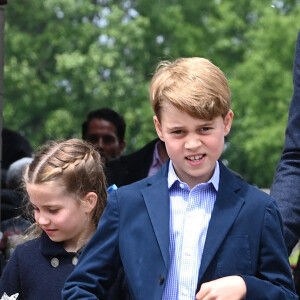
[{"x1": 0, "y1": 139, "x2": 108, "y2": 299}]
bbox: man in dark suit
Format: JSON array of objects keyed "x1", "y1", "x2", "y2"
[
  {"x1": 105, "y1": 138, "x2": 168, "y2": 187},
  {"x1": 271, "y1": 29, "x2": 300, "y2": 255},
  {"x1": 270, "y1": 29, "x2": 300, "y2": 293}
]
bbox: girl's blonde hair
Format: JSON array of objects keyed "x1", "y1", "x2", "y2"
[
  {"x1": 149, "y1": 57, "x2": 231, "y2": 121},
  {"x1": 24, "y1": 138, "x2": 107, "y2": 237}
]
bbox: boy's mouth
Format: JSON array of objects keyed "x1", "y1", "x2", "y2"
[{"x1": 186, "y1": 154, "x2": 204, "y2": 161}]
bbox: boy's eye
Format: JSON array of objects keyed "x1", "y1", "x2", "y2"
[
  {"x1": 201, "y1": 127, "x2": 212, "y2": 132},
  {"x1": 172, "y1": 130, "x2": 184, "y2": 134}
]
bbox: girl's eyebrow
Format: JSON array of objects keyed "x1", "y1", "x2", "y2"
[
  {"x1": 30, "y1": 202, "x2": 61, "y2": 209},
  {"x1": 43, "y1": 204, "x2": 62, "y2": 209}
]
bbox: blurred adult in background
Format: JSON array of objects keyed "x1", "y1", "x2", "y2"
[
  {"x1": 82, "y1": 108, "x2": 126, "y2": 163},
  {"x1": 1, "y1": 157, "x2": 33, "y2": 275},
  {"x1": 105, "y1": 138, "x2": 168, "y2": 187},
  {"x1": 270, "y1": 29, "x2": 300, "y2": 294},
  {"x1": 1, "y1": 128, "x2": 33, "y2": 188},
  {"x1": 1, "y1": 157, "x2": 33, "y2": 222}
]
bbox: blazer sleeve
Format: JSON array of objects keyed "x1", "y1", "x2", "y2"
[
  {"x1": 62, "y1": 191, "x2": 122, "y2": 299},
  {"x1": 270, "y1": 29, "x2": 300, "y2": 254},
  {"x1": 242, "y1": 200, "x2": 297, "y2": 300}
]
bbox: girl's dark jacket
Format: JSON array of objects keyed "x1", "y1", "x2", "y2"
[{"x1": 0, "y1": 232, "x2": 129, "y2": 300}]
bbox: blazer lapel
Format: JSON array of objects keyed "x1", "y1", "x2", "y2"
[
  {"x1": 197, "y1": 165, "x2": 245, "y2": 283},
  {"x1": 142, "y1": 165, "x2": 170, "y2": 269}
]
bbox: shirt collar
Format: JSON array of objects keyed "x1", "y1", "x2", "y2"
[{"x1": 167, "y1": 160, "x2": 220, "y2": 191}]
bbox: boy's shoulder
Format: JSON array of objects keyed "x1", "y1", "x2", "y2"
[
  {"x1": 219, "y1": 163, "x2": 273, "y2": 205},
  {"x1": 109, "y1": 165, "x2": 169, "y2": 208}
]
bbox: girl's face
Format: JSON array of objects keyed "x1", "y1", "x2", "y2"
[{"x1": 27, "y1": 182, "x2": 96, "y2": 252}]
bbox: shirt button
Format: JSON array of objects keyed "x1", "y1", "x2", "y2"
[
  {"x1": 158, "y1": 275, "x2": 164, "y2": 285},
  {"x1": 181, "y1": 289, "x2": 188, "y2": 296},
  {"x1": 180, "y1": 183, "x2": 184, "y2": 189},
  {"x1": 51, "y1": 257, "x2": 59, "y2": 268}
]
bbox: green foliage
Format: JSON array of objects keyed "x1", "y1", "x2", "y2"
[
  {"x1": 226, "y1": 4, "x2": 300, "y2": 187},
  {"x1": 3, "y1": 0, "x2": 300, "y2": 187}
]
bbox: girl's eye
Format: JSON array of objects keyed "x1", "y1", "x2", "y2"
[
  {"x1": 48, "y1": 209, "x2": 59, "y2": 214},
  {"x1": 32, "y1": 206, "x2": 39, "y2": 212}
]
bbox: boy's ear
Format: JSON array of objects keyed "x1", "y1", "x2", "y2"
[
  {"x1": 224, "y1": 110, "x2": 234, "y2": 136},
  {"x1": 153, "y1": 116, "x2": 164, "y2": 141},
  {"x1": 82, "y1": 192, "x2": 98, "y2": 213}
]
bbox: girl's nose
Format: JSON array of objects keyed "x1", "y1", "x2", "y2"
[{"x1": 35, "y1": 212, "x2": 50, "y2": 226}]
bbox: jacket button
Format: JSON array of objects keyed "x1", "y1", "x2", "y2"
[
  {"x1": 158, "y1": 275, "x2": 164, "y2": 285},
  {"x1": 51, "y1": 257, "x2": 59, "y2": 268}
]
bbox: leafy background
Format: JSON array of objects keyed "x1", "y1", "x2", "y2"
[{"x1": 3, "y1": 0, "x2": 300, "y2": 188}]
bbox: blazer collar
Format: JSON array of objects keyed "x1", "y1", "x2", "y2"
[
  {"x1": 197, "y1": 162, "x2": 245, "y2": 284},
  {"x1": 142, "y1": 162, "x2": 170, "y2": 268}
]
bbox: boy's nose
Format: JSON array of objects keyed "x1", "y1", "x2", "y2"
[{"x1": 185, "y1": 136, "x2": 202, "y2": 149}]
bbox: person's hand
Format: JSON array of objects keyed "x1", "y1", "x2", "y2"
[{"x1": 195, "y1": 275, "x2": 246, "y2": 300}]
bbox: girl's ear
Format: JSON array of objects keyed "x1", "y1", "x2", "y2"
[{"x1": 82, "y1": 192, "x2": 98, "y2": 213}]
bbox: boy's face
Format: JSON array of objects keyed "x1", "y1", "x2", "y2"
[{"x1": 153, "y1": 103, "x2": 233, "y2": 189}]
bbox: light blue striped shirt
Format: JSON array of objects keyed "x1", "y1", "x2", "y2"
[{"x1": 162, "y1": 161, "x2": 219, "y2": 300}]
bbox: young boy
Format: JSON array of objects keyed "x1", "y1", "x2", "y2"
[{"x1": 62, "y1": 58, "x2": 297, "y2": 299}]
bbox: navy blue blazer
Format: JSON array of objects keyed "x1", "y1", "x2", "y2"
[
  {"x1": 63, "y1": 161, "x2": 297, "y2": 300},
  {"x1": 270, "y1": 29, "x2": 300, "y2": 255}
]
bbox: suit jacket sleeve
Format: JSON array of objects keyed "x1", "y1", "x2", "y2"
[
  {"x1": 62, "y1": 191, "x2": 122, "y2": 299},
  {"x1": 241, "y1": 199, "x2": 297, "y2": 299},
  {"x1": 270, "y1": 29, "x2": 300, "y2": 254}
]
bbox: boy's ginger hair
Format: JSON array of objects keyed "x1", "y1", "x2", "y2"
[{"x1": 149, "y1": 57, "x2": 231, "y2": 121}]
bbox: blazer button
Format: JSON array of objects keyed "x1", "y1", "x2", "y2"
[{"x1": 158, "y1": 275, "x2": 164, "y2": 285}]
